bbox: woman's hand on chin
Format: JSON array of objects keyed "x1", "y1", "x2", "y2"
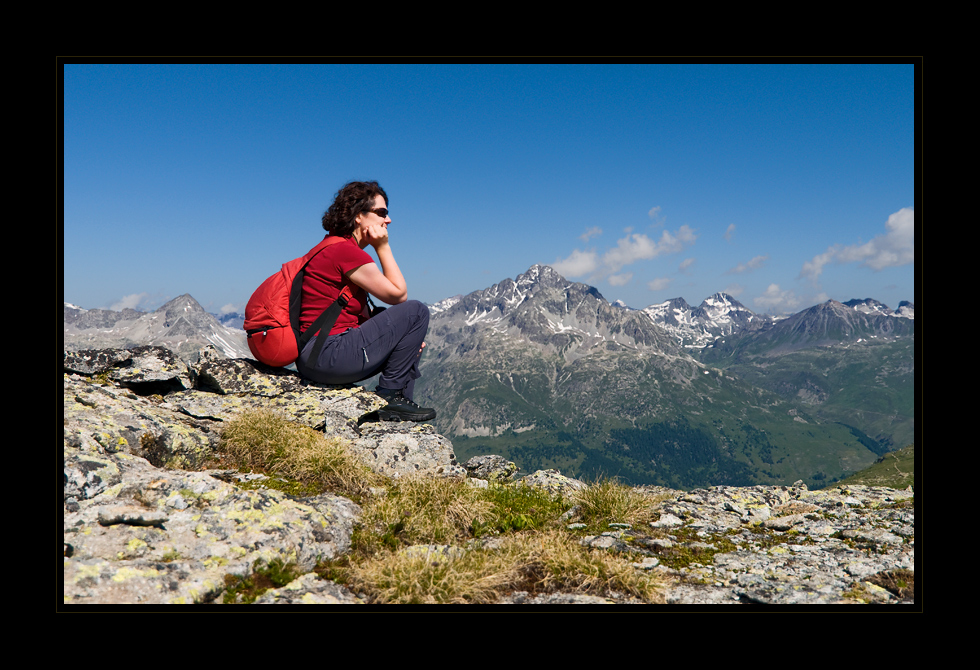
[{"x1": 363, "y1": 223, "x2": 389, "y2": 249}]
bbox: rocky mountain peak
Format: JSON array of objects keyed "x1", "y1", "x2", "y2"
[
  {"x1": 643, "y1": 292, "x2": 767, "y2": 348},
  {"x1": 517, "y1": 264, "x2": 566, "y2": 290},
  {"x1": 426, "y1": 265, "x2": 678, "y2": 363},
  {"x1": 844, "y1": 297, "x2": 891, "y2": 315},
  {"x1": 750, "y1": 298, "x2": 916, "y2": 352},
  {"x1": 844, "y1": 298, "x2": 915, "y2": 320},
  {"x1": 700, "y1": 292, "x2": 746, "y2": 311},
  {"x1": 64, "y1": 294, "x2": 250, "y2": 362},
  {"x1": 161, "y1": 293, "x2": 208, "y2": 321}
]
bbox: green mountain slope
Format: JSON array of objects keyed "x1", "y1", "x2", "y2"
[
  {"x1": 417, "y1": 334, "x2": 882, "y2": 490},
  {"x1": 834, "y1": 444, "x2": 914, "y2": 490},
  {"x1": 699, "y1": 337, "x2": 914, "y2": 453}
]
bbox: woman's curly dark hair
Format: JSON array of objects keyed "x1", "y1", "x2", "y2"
[{"x1": 322, "y1": 181, "x2": 388, "y2": 237}]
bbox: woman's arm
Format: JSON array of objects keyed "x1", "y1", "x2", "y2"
[{"x1": 346, "y1": 224, "x2": 408, "y2": 304}]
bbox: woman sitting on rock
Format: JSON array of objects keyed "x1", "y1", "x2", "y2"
[{"x1": 296, "y1": 180, "x2": 435, "y2": 422}]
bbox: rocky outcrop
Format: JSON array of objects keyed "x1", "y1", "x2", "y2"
[
  {"x1": 583, "y1": 482, "x2": 914, "y2": 604},
  {"x1": 63, "y1": 345, "x2": 463, "y2": 604},
  {"x1": 63, "y1": 345, "x2": 914, "y2": 606}
]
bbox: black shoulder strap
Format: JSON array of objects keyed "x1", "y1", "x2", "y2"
[
  {"x1": 288, "y1": 236, "x2": 354, "y2": 368},
  {"x1": 302, "y1": 285, "x2": 352, "y2": 367}
]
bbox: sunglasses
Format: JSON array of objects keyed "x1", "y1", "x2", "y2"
[{"x1": 368, "y1": 208, "x2": 389, "y2": 219}]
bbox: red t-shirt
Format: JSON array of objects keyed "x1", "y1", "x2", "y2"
[{"x1": 300, "y1": 236, "x2": 373, "y2": 336}]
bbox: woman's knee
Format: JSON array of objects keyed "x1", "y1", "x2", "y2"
[
  {"x1": 410, "y1": 299, "x2": 429, "y2": 323},
  {"x1": 390, "y1": 299, "x2": 429, "y2": 327}
]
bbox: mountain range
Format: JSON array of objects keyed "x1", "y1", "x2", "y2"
[
  {"x1": 63, "y1": 265, "x2": 914, "y2": 490},
  {"x1": 414, "y1": 265, "x2": 914, "y2": 489},
  {"x1": 64, "y1": 295, "x2": 250, "y2": 361}
]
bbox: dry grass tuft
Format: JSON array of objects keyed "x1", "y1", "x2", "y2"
[
  {"x1": 348, "y1": 545, "x2": 522, "y2": 604},
  {"x1": 349, "y1": 528, "x2": 664, "y2": 604},
  {"x1": 355, "y1": 476, "x2": 493, "y2": 554},
  {"x1": 220, "y1": 412, "x2": 667, "y2": 605},
  {"x1": 219, "y1": 409, "x2": 382, "y2": 500},
  {"x1": 506, "y1": 530, "x2": 664, "y2": 602},
  {"x1": 571, "y1": 479, "x2": 665, "y2": 530}
]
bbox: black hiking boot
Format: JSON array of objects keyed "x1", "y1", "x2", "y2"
[{"x1": 375, "y1": 388, "x2": 437, "y2": 422}]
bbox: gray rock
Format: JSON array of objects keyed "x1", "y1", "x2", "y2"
[
  {"x1": 463, "y1": 455, "x2": 519, "y2": 482},
  {"x1": 63, "y1": 345, "x2": 467, "y2": 604},
  {"x1": 63, "y1": 454, "x2": 360, "y2": 605},
  {"x1": 517, "y1": 469, "x2": 587, "y2": 496},
  {"x1": 348, "y1": 422, "x2": 465, "y2": 479},
  {"x1": 252, "y1": 574, "x2": 363, "y2": 604}
]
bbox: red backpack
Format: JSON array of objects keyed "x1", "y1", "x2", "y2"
[{"x1": 245, "y1": 236, "x2": 354, "y2": 367}]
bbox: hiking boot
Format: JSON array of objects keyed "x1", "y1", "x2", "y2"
[{"x1": 375, "y1": 388, "x2": 437, "y2": 422}]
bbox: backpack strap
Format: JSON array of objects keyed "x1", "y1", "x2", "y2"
[
  {"x1": 288, "y1": 236, "x2": 358, "y2": 368},
  {"x1": 302, "y1": 285, "x2": 352, "y2": 367}
]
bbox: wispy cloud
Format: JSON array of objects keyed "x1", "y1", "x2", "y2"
[
  {"x1": 608, "y1": 273, "x2": 633, "y2": 286},
  {"x1": 109, "y1": 293, "x2": 149, "y2": 311},
  {"x1": 647, "y1": 277, "x2": 672, "y2": 291},
  {"x1": 552, "y1": 224, "x2": 697, "y2": 282},
  {"x1": 752, "y1": 284, "x2": 801, "y2": 313},
  {"x1": 724, "y1": 223, "x2": 736, "y2": 242},
  {"x1": 800, "y1": 207, "x2": 914, "y2": 283},
  {"x1": 551, "y1": 248, "x2": 598, "y2": 278},
  {"x1": 579, "y1": 226, "x2": 603, "y2": 243},
  {"x1": 603, "y1": 225, "x2": 698, "y2": 274},
  {"x1": 728, "y1": 255, "x2": 768, "y2": 274}
]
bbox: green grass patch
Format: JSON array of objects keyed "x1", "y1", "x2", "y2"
[
  {"x1": 223, "y1": 557, "x2": 302, "y2": 604},
  {"x1": 473, "y1": 483, "x2": 571, "y2": 536}
]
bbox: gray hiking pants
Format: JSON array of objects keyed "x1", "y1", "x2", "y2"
[{"x1": 296, "y1": 299, "x2": 429, "y2": 400}]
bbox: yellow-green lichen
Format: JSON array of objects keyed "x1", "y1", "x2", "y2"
[
  {"x1": 112, "y1": 566, "x2": 158, "y2": 582},
  {"x1": 73, "y1": 563, "x2": 103, "y2": 583},
  {"x1": 204, "y1": 556, "x2": 230, "y2": 569}
]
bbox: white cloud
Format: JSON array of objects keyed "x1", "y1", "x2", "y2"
[
  {"x1": 553, "y1": 212, "x2": 698, "y2": 284},
  {"x1": 602, "y1": 233, "x2": 658, "y2": 273},
  {"x1": 550, "y1": 249, "x2": 598, "y2": 278},
  {"x1": 679, "y1": 258, "x2": 695, "y2": 273},
  {"x1": 725, "y1": 223, "x2": 736, "y2": 242},
  {"x1": 647, "y1": 277, "x2": 672, "y2": 291},
  {"x1": 110, "y1": 293, "x2": 149, "y2": 311},
  {"x1": 608, "y1": 273, "x2": 633, "y2": 286},
  {"x1": 752, "y1": 284, "x2": 801, "y2": 313},
  {"x1": 648, "y1": 206, "x2": 663, "y2": 223},
  {"x1": 601, "y1": 225, "x2": 697, "y2": 274},
  {"x1": 801, "y1": 207, "x2": 914, "y2": 282},
  {"x1": 728, "y1": 255, "x2": 768, "y2": 274},
  {"x1": 219, "y1": 303, "x2": 240, "y2": 315}
]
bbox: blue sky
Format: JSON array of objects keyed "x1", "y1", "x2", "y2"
[{"x1": 63, "y1": 63, "x2": 916, "y2": 316}]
